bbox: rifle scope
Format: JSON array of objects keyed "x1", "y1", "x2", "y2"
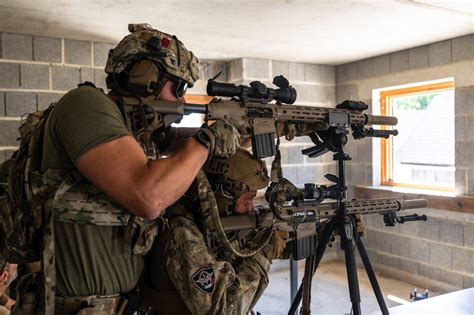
[{"x1": 207, "y1": 77, "x2": 297, "y2": 104}]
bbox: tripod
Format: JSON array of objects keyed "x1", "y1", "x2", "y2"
[{"x1": 288, "y1": 121, "x2": 392, "y2": 315}]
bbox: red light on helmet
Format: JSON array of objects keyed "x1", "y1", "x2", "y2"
[{"x1": 161, "y1": 37, "x2": 171, "y2": 48}]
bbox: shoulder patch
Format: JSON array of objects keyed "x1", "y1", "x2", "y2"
[{"x1": 191, "y1": 266, "x2": 216, "y2": 295}]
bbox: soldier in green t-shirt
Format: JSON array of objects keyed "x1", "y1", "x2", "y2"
[{"x1": 14, "y1": 23, "x2": 241, "y2": 314}]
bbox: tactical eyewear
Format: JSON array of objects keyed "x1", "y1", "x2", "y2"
[{"x1": 174, "y1": 80, "x2": 188, "y2": 98}]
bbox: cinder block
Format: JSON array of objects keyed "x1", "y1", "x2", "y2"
[
  {"x1": 272, "y1": 60, "x2": 290, "y2": 79},
  {"x1": 429, "y1": 40, "x2": 452, "y2": 66},
  {"x1": 349, "y1": 164, "x2": 367, "y2": 186},
  {"x1": 467, "y1": 169, "x2": 474, "y2": 196},
  {"x1": 33, "y1": 36, "x2": 62, "y2": 63},
  {"x1": 5, "y1": 92, "x2": 37, "y2": 117},
  {"x1": 455, "y1": 115, "x2": 467, "y2": 142},
  {"x1": 463, "y1": 275, "x2": 474, "y2": 289},
  {"x1": 286, "y1": 145, "x2": 305, "y2": 164},
  {"x1": 80, "y1": 67, "x2": 94, "y2": 84},
  {"x1": 320, "y1": 65, "x2": 335, "y2": 85},
  {"x1": 358, "y1": 55, "x2": 390, "y2": 79},
  {"x1": 20, "y1": 64, "x2": 50, "y2": 90},
  {"x1": 297, "y1": 165, "x2": 316, "y2": 185},
  {"x1": 304, "y1": 64, "x2": 320, "y2": 83},
  {"x1": 419, "y1": 263, "x2": 440, "y2": 280},
  {"x1": 52, "y1": 66, "x2": 79, "y2": 91},
  {"x1": 418, "y1": 217, "x2": 440, "y2": 241},
  {"x1": 37, "y1": 92, "x2": 63, "y2": 111},
  {"x1": 439, "y1": 269, "x2": 463, "y2": 288},
  {"x1": 201, "y1": 61, "x2": 227, "y2": 81},
  {"x1": 1, "y1": 33, "x2": 33, "y2": 60},
  {"x1": 455, "y1": 87, "x2": 474, "y2": 116},
  {"x1": 455, "y1": 141, "x2": 474, "y2": 168},
  {"x1": 399, "y1": 257, "x2": 419, "y2": 274},
  {"x1": 0, "y1": 63, "x2": 20, "y2": 88},
  {"x1": 288, "y1": 62, "x2": 305, "y2": 82},
  {"x1": 228, "y1": 59, "x2": 243, "y2": 81},
  {"x1": 93, "y1": 42, "x2": 115, "y2": 67},
  {"x1": 429, "y1": 242, "x2": 452, "y2": 269},
  {"x1": 293, "y1": 84, "x2": 323, "y2": 103},
  {"x1": 243, "y1": 58, "x2": 270, "y2": 80},
  {"x1": 409, "y1": 45, "x2": 429, "y2": 69},
  {"x1": 452, "y1": 247, "x2": 474, "y2": 273},
  {"x1": 390, "y1": 50, "x2": 409, "y2": 73},
  {"x1": 400, "y1": 219, "x2": 419, "y2": 237},
  {"x1": 335, "y1": 84, "x2": 358, "y2": 103},
  {"x1": 64, "y1": 39, "x2": 92, "y2": 65},
  {"x1": 391, "y1": 235, "x2": 410, "y2": 257},
  {"x1": 94, "y1": 68, "x2": 108, "y2": 91},
  {"x1": 366, "y1": 249, "x2": 382, "y2": 265},
  {"x1": 382, "y1": 253, "x2": 400, "y2": 269},
  {"x1": 0, "y1": 120, "x2": 22, "y2": 146},
  {"x1": 373, "y1": 231, "x2": 392, "y2": 253},
  {"x1": 464, "y1": 224, "x2": 474, "y2": 248},
  {"x1": 440, "y1": 220, "x2": 464, "y2": 246},
  {"x1": 278, "y1": 145, "x2": 290, "y2": 164},
  {"x1": 452, "y1": 34, "x2": 474, "y2": 62},
  {"x1": 282, "y1": 165, "x2": 298, "y2": 183},
  {"x1": 455, "y1": 167, "x2": 467, "y2": 195},
  {"x1": 409, "y1": 238, "x2": 430, "y2": 263},
  {"x1": 0, "y1": 92, "x2": 4, "y2": 116},
  {"x1": 340, "y1": 62, "x2": 358, "y2": 82}
]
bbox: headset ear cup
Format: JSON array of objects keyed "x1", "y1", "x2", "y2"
[{"x1": 126, "y1": 59, "x2": 162, "y2": 94}]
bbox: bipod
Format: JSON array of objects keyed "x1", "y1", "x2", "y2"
[{"x1": 289, "y1": 126, "x2": 389, "y2": 315}]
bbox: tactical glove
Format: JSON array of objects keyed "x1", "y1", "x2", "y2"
[
  {"x1": 263, "y1": 230, "x2": 290, "y2": 261},
  {"x1": 194, "y1": 120, "x2": 241, "y2": 158}
]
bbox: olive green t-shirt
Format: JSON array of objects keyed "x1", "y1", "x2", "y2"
[{"x1": 42, "y1": 86, "x2": 143, "y2": 297}]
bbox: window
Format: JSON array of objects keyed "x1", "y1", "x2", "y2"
[
  {"x1": 171, "y1": 95, "x2": 212, "y2": 128},
  {"x1": 380, "y1": 80, "x2": 455, "y2": 192}
]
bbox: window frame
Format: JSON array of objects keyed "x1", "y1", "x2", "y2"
[{"x1": 380, "y1": 81, "x2": 455, "y2": 192}]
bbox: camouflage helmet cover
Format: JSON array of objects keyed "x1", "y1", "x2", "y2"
[
  {"x1": 204, "y1": 148, "x2": 269, "y2": 196},
  {"x1": 105, "y1": 23, "x2": 199, "y2": 87}
]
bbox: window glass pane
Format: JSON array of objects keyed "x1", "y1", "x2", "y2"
[
  {"x1": 172, "y1": 113, "x2": 204, "y2": 128},
  {"x1": 391, "y1": 90, "x2": 454, "y2": 188}
]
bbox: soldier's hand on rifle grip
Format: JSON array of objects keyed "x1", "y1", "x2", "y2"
[
  {"x1": 263, "y1": 230, "x2": 290, "y2": 261},
  {"x1": 194, "y1": 120, "x2": 241, "y2": 158}
]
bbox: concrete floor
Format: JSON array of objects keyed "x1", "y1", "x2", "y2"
[{"x1": 254, "y1": 260, "x2": 441, "y2": 315}]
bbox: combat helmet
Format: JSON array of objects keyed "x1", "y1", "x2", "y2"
[
  {"x1": 105, "y1": 23, "x2": 199, "y2": 96},
  {"x1": 204, "y1": 148, "x2": 269, "y2": 215}
]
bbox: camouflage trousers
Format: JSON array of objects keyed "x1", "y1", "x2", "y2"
[{"x1": 141, "y1": 215, "x2": 270, "y2": 315}]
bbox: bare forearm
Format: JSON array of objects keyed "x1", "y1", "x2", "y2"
[{"x1": 133, "y1": 138, "x2": 208, "y2": 218}]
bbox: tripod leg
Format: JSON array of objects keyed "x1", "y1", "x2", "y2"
[
  {"x1": 288, "y1": 219, "x2": 337, "y2": 315},
  {"x1": 356, "y1": 237, "x2": 389, "y2": 315},
  {"x1": 301, "y1": 256, "x2": 315, "y2": 315},
  {"x1": 340, "y1": 219, "x2": 362, "y2": 315}
]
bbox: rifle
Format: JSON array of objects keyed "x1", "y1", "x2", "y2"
[
  {"x1": 218, "y1": 197, "x2": 427, "y2": 260},
  {"x1": 120, "y1": 75, "x2": 398, "y2": 159}
]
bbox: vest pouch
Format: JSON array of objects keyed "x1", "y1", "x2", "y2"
[
  {"x1": 11, "y1": 272, "x2": 40, "y2": 315},
  {"x1": 129, "y1": 217, "x2": 159, "y2": 255},
  {"x1": 0, "y1": 194, "x2": 13, "y2": 237}
]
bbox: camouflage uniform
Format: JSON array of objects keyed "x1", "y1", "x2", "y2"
[{"x1": 142, "y1": 149, "x2": 272, "y2": 315}]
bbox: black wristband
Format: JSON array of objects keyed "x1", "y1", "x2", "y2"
[{"x1": 193, "y1": 130, "x2": 211, "y2": 150}]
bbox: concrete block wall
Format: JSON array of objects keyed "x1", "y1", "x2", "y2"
[
  {"x1": 0, "y1": 32, "x2": 115, "y2": 162},
  {"x1": 226, "y1": 57, "x2": 337, "y2": 187},
  {"x1": 0, "y1": 31, "x2": 227, "y2": 163},
  {"x1": 335, "y1": 34, "x2": 474, "y2": 291}
]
